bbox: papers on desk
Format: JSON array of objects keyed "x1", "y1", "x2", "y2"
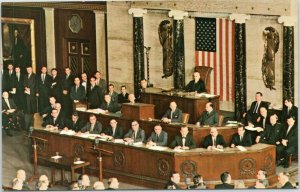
[
  {"x1": 236, "y1": 146, "x2": 247, "y2": 152},
  {"x1": 74, "y1": 160, "x2": 85, "y2": 165},
  {"x1": 227, "y1": 121, "x2": 238, "y2": 124},
  {"x1": 195, "y1": 93, "x2": 216, "y2": 98},
  {"x1": 87, "y1": 134, "x2": 100, "y2": 139},
  {"x1": 114, "y1": 139, "x2": 125, "y2": 144},
  {"x1": 148, "y1": 146, "x2": 169, "y2": 151},
  {"x1": 60, "y1": 130, "x2": 76, "y2": 136},
  {"x1": 132, "y1": 142, "x2": 143, "y2": 146},
  {"x1": 245, "y1": 126, "x2": 259, "y2": 131},
  {"x1": 86, "y1": 108, "x2": 106, "y2": 114},
  {"x1": 212, "y1": 147, "x2": 224, "y2": 152},
  {"x1": 76, "y1": 107, "x2": 87, "y2": 111},
  {"x1": 173, "y1": 148, "x2": 185, "y2": 152},
  {"x1": 51, "y1": 155, "x2": 62, "y2": 159}
]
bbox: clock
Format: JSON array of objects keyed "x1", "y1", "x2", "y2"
[{"x1": 69, "y1": 14, "x2": 82, "y2": 34}]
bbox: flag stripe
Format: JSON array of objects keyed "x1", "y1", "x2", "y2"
[
  {"x1": 231, "y1": 23, "x2": 235, "y2": 100},
  {"x1": 225, "y1": 19, "x2": 229, "y2": 101}
]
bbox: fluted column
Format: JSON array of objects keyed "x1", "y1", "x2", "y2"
[
  {"x1": 44, "y1": 8, "x2": 56, "y2": 70},
  {"x1": 278, "y1": 16, "x2": 296, "y2": 104},
  {"x1": 229, "y1": 14, "x2": 250, "y2": 120},
  {"x1": 169, "y1": 10, "x2": 188, "y2": 89},
  {"x1": 94, "y1": 10, "x2": 106, "y2": 78},
  {"x1": 129, "y1": 8, "x2": 147, "y2": 96}
]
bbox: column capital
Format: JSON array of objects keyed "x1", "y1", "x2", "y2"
[
  {"x1": 43, "y1": 7, "x2": 54, "y2": 12},
  {"x1": 128, "y1": 8, "x2": 147, "y2": 17},
  {"x1": 278, "y1": 16, "x2": 296, "y2": 26},
  {"x1": 229, "y1": 13, "x2": 251, "y2": 24},
  {"x1": 93, "y1": 10, "x2": 105, "y2": 15},
  {"x1": 168, "y1": 10, "x2": 188, "y2": 20}
]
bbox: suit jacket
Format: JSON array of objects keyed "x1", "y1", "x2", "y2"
[
  {"x1": 11, "y1": 72, "x2": 26, "y2": 110},
  {"x1": 259, "y1": 123, "x2": 283, "y2": 145},
  {"x1": 118, "y1": 93, "x2": 129, "y2": 103},
  {"x1": 42, "y1": 115, "x2": 65, "y2": 129},
  {"x1": 81, "y1": 121, "x2": 102, "y2": 134},
  {"x1": 281, "y1": 124, "x2": 297, "y2": 151},
  {"x1": 96, "y1": 78, "x2": 107, "y2": 94},
  {"x1": 281, "y1": 182, "x2": 294, "y2": 189},
  {"x1": 101, "y1": 125, "x2": 124, "y2": 139},
  {"x1": 169, "y1": 134, "x2": 196, "y2": 149},
  {"x1": 2, "y1": 98, "x2": 17, "y2": 111},
  {"x1": 36, "y1": 73, "x2": 51, "y2": 111},
  {"x1": 3, "y1": 70, "x2": 14, "y2": 92},
  {"x1": 246, "y1": 101, "x2": 269, "y2": 123},
  {"x1": 230, "y1": 132, "x2": 252, "y2": 147},
  {"x1": 124, "y1": 128, "x2": 146, "y2": 142},
  {"x1": 281, "y1": 105, "x2": 298, "y2": 124},
  {"x1": 215, "y1": 183, "x2": 234, "y2": 189},
  {"x1": 81, "y1": 80, "x2": 89, "y2": 94},
  {"x1": 185, "y1": 79, "x2": 206, "y2": 93},
  {"x1": 70, "y1": 85, "x2": 86, "y2": 102},
  {"x1": 66, "y1": 118, "x2": 84, "y2": 132},
  {"x1": 203, "y1": 134, "x2": 227, "y2": 148},
  {"x1": 162, "y1": 108, "x2": 183, "y2": 123},
  {"x1": 23, "y1": 73, "x2": 37, "y2": 114},
  {"x1": 197, "y1": 110, "x2": 219, "y2": 126},
  {"x1": 109, "y1": 91, "x2": 119, "y2": 103},
  {"x1": 62, "y1": 74, "x2": 75, "y2": 92},
  {"x1": 49, "y1": 75, "x2": 63, "y2": 103},
  {"x1": 87, "y1": 85, "x2": 101, "y2": 109},
  {"x1": 100, "y1": 101, "x2": 119, "y2": 113},
  {"x1": 147, "y1": 131, "x2": 168, "y2": 146},
  {"x1": 254, "y1": 114, "x2": 271, "y2": 128}
]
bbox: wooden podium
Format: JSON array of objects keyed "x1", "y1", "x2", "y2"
[{"x1": 121, "y1": 103, "x2": 154, "y2": 120}]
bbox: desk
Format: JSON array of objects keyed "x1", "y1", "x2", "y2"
[
  {"x1": 32, "y1": 128, "x2": 276, "y2": 189},
  {"x1": 141, "y1": 91, "x2": 220, "y2": 124}
]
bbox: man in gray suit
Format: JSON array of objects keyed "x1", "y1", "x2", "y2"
[
  {"x1": 80, "y1": 114, "x2": 102, "y2": 134},
  {"x1": 196, "y1": 102, "x2": 219, "y2": 126},
  {"x1": 162, "y1": 101, "x2": 183, "y2": 123},
  {"x1": 147, "y1": 124, "x2": 168, "y2": 146},
  {"x1": 124, "y1": 120, "x2": 145, "y2": 143}
]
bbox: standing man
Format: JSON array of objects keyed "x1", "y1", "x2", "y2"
[
  {"x1": 95, "y1": 71, "x2": 107, "y2": 100},
  {"x1": 118, "y1": 85, "x2": 129, "y2": 104},
  {"x1": 282, "y1": 98, "x2": 298, "y2": 124},
  {"x1": 36, "y1": 66, "x2": 51, "y2": 112},
  {"x1": 169, "y1": 126, "x2": 196, "y2": 150},
  {"x1": 87, "y1": 77, "x2": 101, "y2": 109},
  {"x1": 11, "y1": 66, "x2": 25, "y2": 111},
  {"x1": 147, "y1": 124, "x2": 168, "y2": 146},
  {"x1": 196, "y1": 102, "x2": 219, "y2": 126},
  {"x1": 185, "y1": 71, "x2": 206, "y2": 93},
  {"x1": 49, "y1": 68, "x2": 63, "y2": 103},
  {"x1": 61, "y1": 67, "x2": 74, "y2": 117},
  {"x1": 230, "y1": 126, "x2": 252, "y2": 147},
  {"x1": 123, "y1": 120, "x2": 146, "y2": 143},
  {"x1": 161, "y1": 101, "x2": 183, "y2": 123},
  {"x1": 70, "y1": 77, "x2": 86, "y2": 103},
  {"x1": 108, "y1": 84, "x2": 119, "y2": 103},
  {"x1": 81, "y1": 72, "x2": 89, "y2": 95}
]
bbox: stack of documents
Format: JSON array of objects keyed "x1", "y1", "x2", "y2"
[
  {"x1": 236, "y1": 146, "x2": 247, "y2": 151},
  {"x1": 60, "y1": 130, "x2": 76, "y2": 136}
]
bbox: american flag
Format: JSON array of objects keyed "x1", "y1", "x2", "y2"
[{"x1": 195, "y1": 17, "x2": 235, "y2": 101}]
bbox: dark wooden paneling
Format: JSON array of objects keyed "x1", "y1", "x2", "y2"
[
  {"x1": 54, "y1": 9, "x2": 96, "y2": 75},
  {"x1": 2, "y1": 6, "x2": 47, "y2": 71}
]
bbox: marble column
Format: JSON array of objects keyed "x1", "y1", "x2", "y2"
[
  {"x1": 169, "y1": 10, "x2": 188, "y2": 89},
  {"x1": 43, "y1": 8, "x2": 56, "y2": 70},
  {"x1": 128, "y1": 8, "x2": 147, "y2": 96},
  {"x1": 278, "y1": 16, "x2": 296, "y2": 104},
  {"x1": 229, "y1": 14, "x2": 250, "y2": 120}
]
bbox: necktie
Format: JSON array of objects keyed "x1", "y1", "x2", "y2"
[
  {"x1": 170, "y1": 111, "x2": 173, "y2": 119},
  {"x1": 253, "y1": 102, "x2": 259, "y2": 113},
  {"x1": 15, "y1": 38, "x2": 17, "y2": 45},
  {"x1": 182, "y1": 137, "x2": 186, "y2": 147},
  {"x1": 66, "y1": 75, "x2": 69, "y2": 80},
  {"x1": 263, "y1": 118, "x2": 266, "y2": 128},
  {"x1": 5, "y1": 99, "x2": 11, "y2": 109},
  {"x1": 17, "y1": 74, "x2": 20, "y2": 82},
  {"x1": 91, "y1": 86, "x2": 93, "y2": 91},
  {"x1": 53, "y1": 118, "x2": 56, "y2": 124},
  {"x1": 240, "y1": 135, "x2": 243, "y2": 142},
  {"x1": 213, "y1": 137, "x2": 216, "y2": 147},
  {"x1": 286, "y1": 126, "x2": 292, "y2": 136},
  {"x1": 76, "y1": 86, "x2": 78, "y2": 93},
  {"x1": 156, "y1": 134, "x2": 159, "y2": 142},
  {"x1": 42, "y1": 74, "x2": 45, "y2": 83},
  {"x1": 90, "y1": 124, "x2": 95, "y2": 132},
  {"x1": 28, "y1": 74, "x2": 31, "y2": 79},
  {"x1": 112, "y1": 127, "x2": 115, "y2": 136},
  {"x1": 9, "y1": 71, "x2": 12, "y2": 76},
  {"x1": 287, "y1": 107, "x2": 290, "y2": 115}
]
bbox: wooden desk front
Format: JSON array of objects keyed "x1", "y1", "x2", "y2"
[
  {"x1": 32, "y1": 129, "x2": 276, "y2": 189},
  {"x1": 140, "y1": 92, "x2": 220, "y2": 124}
]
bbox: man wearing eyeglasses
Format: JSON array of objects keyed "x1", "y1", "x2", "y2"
[{"x1": 123, "y1": 120, "x2": 145, "y2": 143}]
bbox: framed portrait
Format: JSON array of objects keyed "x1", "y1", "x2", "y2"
[
  {"x1": 1, "y1": 17, "x2": 36, "y2": 73},
  {"x1": 81, "y1": 42, "x2": 90, "y2": 55},
  {"x1": 68, "y1": 41, "x2": 78, "y2": 54}
]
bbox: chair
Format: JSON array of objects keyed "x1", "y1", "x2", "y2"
[
  {"x1": 194, "y1": 66, "x2": 213, "y2": 93},
  {"x1": 182, "y1": 113, "x2": 190, "y2": 124},
  {"x1": 289, "y1": 153, "x2": 298, "y2": 167},
  {"x1": 218, "y1": 115, "x2": 224, "y2": 127}
]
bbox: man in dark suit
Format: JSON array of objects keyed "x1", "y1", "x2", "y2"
[
  {"x1": 41, "y1": 109, "x2": 65, "y2": 129},
  {"x1": 230, "y1": 126, "x2": 252, "y2": 147},
  {"x1": 70, "y1": 77, "x2": 86, "y2": 102},
  {"x1": 185, "y1": 71, "x2": 206, "y2": 93},
  {"x1": 40, "y1": 96, "x2": 56, "y2": 120},
  {"x1": 65, "y1": 112, "x2": 84, "y2": 132},
  {"x1": 256, "y1": 114, "x2": 283, "y2": 145},
  {"x1": 81, "y1": 72, "x2": 89, "y2": 95},
  {"x1": 276, "y1": 116, "x2": 297, "y2": 168},
  {"x1": 135, "y1": 79, "x2": 148, "y2": 102},
  {"x1": 4, "y1": 63, "x2": 15, "y2": 93},
  {"x1": 2, "y1": 91, "x2": 20, "y2": 136},
  {"x1": 124, "y1": 120, "x2": 145, "y2": 143},
  {"x1": 203, "y1": 127, "x2": 227, "y2": 149},
  {"x1": 100, "y1": 94, "x2": 119, "y2": 113},
  {"x1": 11, "y1": 66, "x2": 26, "y2": 111},
  {"x1": 278, "y1": 172, "x2": 294, "y2": 189},
  {"x1": 80, "y1": 114, "x2": 102, "y2": 134},
  {"x1": 169, "y1": 126, "x2": 196, "y2": 149},
  {"x1": 49, "y1": 68, "x2": 63, "y2": 103},
  {"x1": 254, "y1": 107, "x2": 271, "y2": 128},
  {"x1": 95, "y1": 71, "x2": 107, "y2": 101},
  {"x1": 162, "y1": 101, "x2": 183, "y2": 123},
  {"x1": 243, "y1": 92, "x2": 269, "y2": 125},
  {"x1": 146, "y1": 124, "x2": 168, "y2": 146},
  {"x1": 87, "y1": 76, "x2": 101, "y2": 109},
  {"x1": 61, "y1": 67, "x2": 74, "y2": 117},
  {"x1": 36, "y1": 66, "x2": 51, "y2": 113},
  {"x1": 108, "y1": 84, "x2": 119, "y2": 103},
  {"x1": 118, "y1": 85, "x2": 129, "y2": 104},
  {"x1": 282, "y1": 98, "x2": 298, "y2": 124},
  {"x1": 100, "y1": 119, "x2": 123, "y2": 139},
  {"x1": 215, "y1": 172, "x2": 234, "y2": 189},
  {"x1": 196, "y1": 102, "x2": 219, "y2": 126}
]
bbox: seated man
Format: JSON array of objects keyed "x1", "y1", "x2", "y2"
[
  {"x1": 118, "y1": 85, "x2": 129, "y2": 104},
  {"x1": 11, "y1": 169, "x2": 30, "y2": 191},
  {"x1": 276, "y1": 116, "x2": 297, "y2": 168},
  {"x1": 40, "y1": 96, "x2": 56, "y2": 120},
  {"x1": 189, "y1": 174, "x2": 206, "y2": 189},
  {"x1": 243, "y1": 92, "x2": 269, "y2": 124},
  {"x1": 100, "y1": 94, "x2": 119, "y2": 113},
  {"x1": 256, "y1": 114, "x2": 283, "y2": 145},
  {"x1": 146, "y1": 124, "x2": 168, "y2": 146},
  {"x1": 136, "y1": 79, "x2": 148, "y2": 102},
  {"x1": 128, "y1": 93, "x2": 136, "y2": 104},
  {"x1": 107, "y1": 178, "x2": 119, "y2": 190},
  {"x1": 100, "y1": 119, "x2": 124, "y2": 139},
  {"x1": 80, "y1": 114, "x2": 102, "y2": 134},
  {"x1": 256, "y1": 169, "x2": 269, "y2": 188},
  {"x1": 70, "y1": 77, "x2": 86, "y2": 103},
  {"x1": 65, "y1": 112, "x2": 84, "y2": 132},
  {"x1": 161, "y1": 101, "x2": 183, "y2": 123},
  {"x1": 215, "y1": 172, "x2": 234, "y2": 189},
  {"x1": 165, "y1": 172, "x2": 180, "y2": 189},
  {"x1": 123, "y1": 120, "x2": 145, "y2": 143},
  {"x1": 169, "y1": 126, "x2": 196, "y2": 150},
  {"x1": 230, "y1": 126, "x2": 252, "y2": 147},
  {"x1": 196, "y1": 102, "x2": 218, "y2": 126},
  {"x1": 278, "y1": 172, "x2": 294, "y2": 189},
  {"x1": 203, "y1": 127, "x2": 227, "y2": 149},
  {"x1": 254, "y1": 107, "x2": 270, "y2": 129},
  {"x1": 185, "y1": 71, "x2": 206, "y2": 93},
  {"x1": 282, "y1": 98, "x2": 298, "y2": 124},
  {"x1": 42, "y1": 109, "x2": 65, "y2": 129}
]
